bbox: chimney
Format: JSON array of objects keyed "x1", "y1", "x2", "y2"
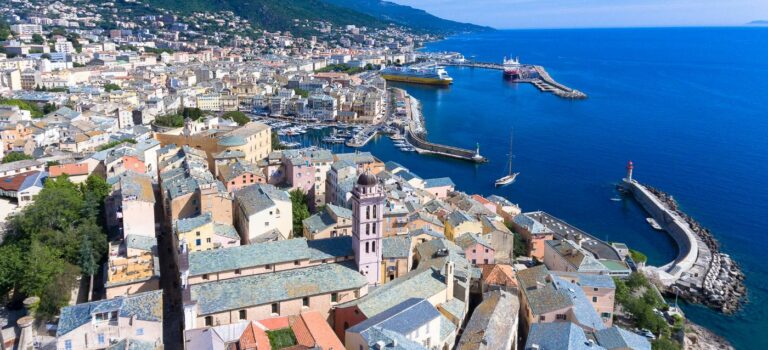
[{"x1": 444, "y1": 261, "x2": 455, "y2": 301}]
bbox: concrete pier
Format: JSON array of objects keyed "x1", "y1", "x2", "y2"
[
  {"x1": 406, "y1": 131, "x2": 487, "y2": 163},
  {"x1": 623, "y1": 177, "x2": 745, "y2": 313}
]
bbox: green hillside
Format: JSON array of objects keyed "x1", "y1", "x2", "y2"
[{"x1": 324, "y1": 0, "x2": 492, "y2": 34}]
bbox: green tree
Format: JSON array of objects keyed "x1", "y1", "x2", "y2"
[
  {"x1": 271, "y1": 132, "x2": 285, "y2": 150},
  {"x1": 0, "y1": 245, "x2": 24, "y2": 299},
  {"x1": 154, "y1": 113, "x2": 184, "y2": 127},
  {"x1": 104, "y1": 83, "x2": 121, "y2": 92},
  {"x1": 290, "y1": 189, "x2": 310, "y2": 237},
  {"x1": 36, "y1": 263, "x2": 79, "y2": 320},
  {"x1": 182, "y1": 107, "x2": 205, "y2": 120},
  {"x1": 43, "y1": 102, "x2": 57, "y2": 114},
  {"x1": 20, "y1": 243, "x2": 65, "y2": 297},
  {"x1": 222, "y1": 111, "x2": 250, "y2": 126},
  {"x1": 2, "y1": 152, "x2": 33, "y2": 163},
  {"x1": 31, "y1": 33, "x2": 45, "y2": 44},
  {"x1": 652, "y1": 337, "x2": 681, "y2": 350}
]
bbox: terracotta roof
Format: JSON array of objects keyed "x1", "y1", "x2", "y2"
[
  {"x1": 49, "y1": 163, "x2": 90, "y2": 177},
  {"x1": 299, "y1": 311, "x2": 344, "y2": 350},
  {"x1": 0, "y1": 171, "x2": 40, "y2": 192},
  {"x1": 290, "y1": 315, "x2": 315, "y2": 348},
  {"x1": 239, "y1": 321, "x2": 270, "y2": 349},
  {"x1": 481, "y1": 264, "x2": 517, "y2": 288},
  {"x1": 259, "y1": 316, "x2": 290, "y2": 330}
]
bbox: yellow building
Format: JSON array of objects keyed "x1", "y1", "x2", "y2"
[
  {"x1": 175, "y1": 213, "x2": 241, "y2": 252},
  {"x1": 444, "y1": 210, "x2": 482, "y2": 241}
]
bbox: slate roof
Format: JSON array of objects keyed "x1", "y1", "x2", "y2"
[
  {"x1": 349, "y1": 298, "x2": 447, "y2": 347},
  {"x1": 125, "y1": 235, "x2": 157, "y2": 253},
  {"x1": 0, "y1": 159, "x2": 42, "y2": 174},
  {"x1": 517, "y1": 265, "x2": 573, "y2": 315},
  {"x1": 455, "y1": 232, "x2": 493, "y2": 250},
  {"x1": 118, "y1": 172, "x2": 155, "y2": 203},
  {"x1": 213, "y1": 223, "x2": 240, "y2": 240},
  {"x1": 337, "y1": 267, "x2": 446, "y2": 318},
  {"x1": 106, "y1": 339, "x2": 156, "y2": 350},
  {"x1": 57, "y1": 290, "x2": 163, "y2": 337},
  {"x1": 303, "y1": 209, "x2": 337, "y2": 234},
  {"x1": 439, "y1": 297, "x2": 466, "y2": 322},
  {"x1": 458, "y1": 290, "x2": 519, "y2": 350},
  {"x1": 235, "y1": 184, "x2": 289, "y2": 215},
  {"x1": 525, "y1": 322, "x2": 606, "y2": 350},
  {"x1": 424, "y1": 177, "x2": 455, "y2": 188},
  {"x1": 407, "y1": 228, "x2": 445, "y2": 240},
  {"x1": 218, "y1": 160, "x2": 260, "y2": 182},
  {"x1": 545, "y1": 240, "x2": 607, "y2": 273},
  {"x1": 382, "y1": 236, "x2": 411, "y2": 259},
  {"x1": 335, "y1": 152, "x2": 376, "y2": 165},
  {"x1": 595, "y1": 327, "x2": 652, "y2": 350},
  {"x1": 513, "y1": 213, "x2": 550, "y2": 235},
  {"x1": 175, "y1": 213, "x2": 212, "y2": 233},
  {"x1": 188, "y1": 236, "x2": 352, "y2": 276},
  {"x1": 190, "y1": 262, "x2": 366, "y2": 315},
  {"x1": 446, "y1": 210, "x2": 475, "y2": 228},
  {"x1": 551, "y1": 276, "x2": 606, "y2": 331}
]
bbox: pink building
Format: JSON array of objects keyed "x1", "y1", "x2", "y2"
[
  {"x1": 455, "y1": 232, "x2": 495, "y2": 265},
  {"x1": 351, "y1": 172, "x2": 385, "y2": 286}
]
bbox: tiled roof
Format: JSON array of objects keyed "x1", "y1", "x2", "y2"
[
  {"x1": 525, "y1": 322, "x2": 606, "y2": 350},
  {"x1": 337, "y1": 267, "x2": 446, "y2": 318},
  {"x1": 0, "y1": 171, "x2": 43, "y2": 193},
  {"x1": 190, "y1": 262, "x2": 367, "y2": 315},
  {"x1": 407, "y1": 228, "x2": 445, "y2": 240},
  {"x1": 455, "y1": 232, "x2": 493, "y2": 250},
  {"x1": 545, "y1": 240, "x2": 607, "y2": 273},
  {"x1": 118, "y1": 172, "x2": 155, "y2": 203},
  {"x1": 480, "y1": 264, "x2": 517, "y2": 288},
  {"x1": 57, "y1": 290, "x2": 163, "y2": 336},
  {"x1": 446, "y1": 210, "x2": 475, "y2": 228},
  {"x1": 516, "y1": 265, "x2": 572, "y2": 315},
  {"x1": 235, "y1": 184, "x2": 289, "y2": 216},
  {"x1": 175, "y1": 213, "x2": 212, "y2": 233},
  {"x1": 382, "y1": 236, "x2": 411, "y2": 259},
  {"x1": 439, "y1": 298, "x2": 466, "y2": 322},
  {"x1": 594, "y1": 326, "x2": 651, "y2": 350},
  {"x1": 188, "y1": 236, "x2": 352, "y2": 276},
  {"x1": 349, "y1": 298, "x2": 442, "y2": 340},
  {"x1": 49, "y1": 163, "x2": 89, "y2": 177},
  {"x1": 218, "y1": 160, "x2": 260, "y2": 182},
  {"x1": 0, "y1": 159, "x2": 42, "y2": 173},
  {"x1": 213, "y1": 223, "x2": 240, "y2": 240},
  {"x1": 458, "y1": 290, "x2": 519, "y2": 350},
  {"x1": 424, "y1": 177, "x2": 454, "y2": 188},
  {"x1": 513, "y1": 213, "x2": 549, "y2": 235},
  {"x1": 303, "y1": 210, "x2": 337, "y2": 234},
  {"x1": 552, "y1": 276, "x2": 605, "y2": 331}
]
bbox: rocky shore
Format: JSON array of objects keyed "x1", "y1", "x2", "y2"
[
  {"x1": 646, "y1": 186, "x2": 746, "y2": 314},
  {"x1": 684, "y1": 321, "x2": 735, "y2": 350}
]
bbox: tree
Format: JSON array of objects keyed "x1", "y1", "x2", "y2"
[
  {"x1": 2, "y1": 152, "x2": 33, "y2": 163},
  {"x1": 0, "y1": 245, "x2": 23, "y2": 300},
  {"x1": 222, "y1": 111, "x2": 250, "y2": 126},
  {"x1": 289, "y1": 189, "x2": 310, "y2": 237},
  {"x1": 271, "y1": 132, "x2": 285, "y2": 150},
  {"x1": 104, "y1": 83, "x2": 121, "y2": 92},
  {"x1": 31, "y1": 33, "x2": 45, "y2": 44},
  {"x1": 20, "y1": 243, "x2": 65, "y2": 297}
]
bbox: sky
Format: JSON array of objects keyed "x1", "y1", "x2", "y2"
[{"x1": 390, "y1": 0, "x2": 768, "y2": 29}]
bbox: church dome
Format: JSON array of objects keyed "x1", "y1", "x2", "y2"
[{"x1": 356, "y1": 172, "x2": 377, "y2": 186}]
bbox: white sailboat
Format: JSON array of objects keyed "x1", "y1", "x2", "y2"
[{"x1": 495, "y1": 130, "x2": 520, "y2": 187}]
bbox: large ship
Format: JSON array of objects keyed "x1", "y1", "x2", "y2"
[
  {"x1": 380, "y1": 65, "x2": 453, "y2": 86},
  {"x1": 503, "y1": 56, "x2": 521, "y2": 79}
]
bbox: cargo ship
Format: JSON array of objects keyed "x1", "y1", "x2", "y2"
[
  {"x1": 380, "y1": 65, "x2": 453, "y2": 86},
  {"x1": 503, "y1": 56, "x2": 521, "y2": 79}
]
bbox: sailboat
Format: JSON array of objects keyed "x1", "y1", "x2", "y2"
[{"x1": 495, "y1": 130, "x2": 520, "y2": 187}]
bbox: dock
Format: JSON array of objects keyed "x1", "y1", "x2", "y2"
[{"x1": 438, "y1": 61, "x2": 587, "y2": 99}]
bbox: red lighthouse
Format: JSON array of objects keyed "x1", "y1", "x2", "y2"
[{"x1": 626, "y1": 160, "x2": 634, "y2": 182}]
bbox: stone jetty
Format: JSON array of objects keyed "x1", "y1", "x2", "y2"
[{"x1": 645, "y1": 186, "x2": 746, "y2": 314}]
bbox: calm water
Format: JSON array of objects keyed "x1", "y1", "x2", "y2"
[{"x1": 285, "y1": 28, "x2": 768, "y2": 348}]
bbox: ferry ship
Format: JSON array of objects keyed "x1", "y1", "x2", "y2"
[
  {"x1": 503, "y1": 56, "x2": 521, "y2": 78},
  {"x1": 380, "y1": 65, "x2": 453, "y2": 86}
]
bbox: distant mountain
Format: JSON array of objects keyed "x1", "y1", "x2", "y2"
[
  {"x1": 747, "y1": 20, "x2": 768, "y2": 25},
  {"x1": 323, "y1": 0, "x2": 492, "y2": 34},
  {"x1": 141, "y1": 0, "x2": 389, "y2": 33}
]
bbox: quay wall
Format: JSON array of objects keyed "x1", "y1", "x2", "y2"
[{"x1": 624, "y1": 179, "x2": 698, "y2": 282}]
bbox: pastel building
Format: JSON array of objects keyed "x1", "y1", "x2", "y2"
[
  {"x1": 175, "y1": 213, "x2": 241, "y2": 251},
  {"x1": 179, "y1": 236, "x2": 367, "y2": 330},
  {"x1": 381, "y1": 236, "x2": 412, "y2": 284},
  {"x1": 104, "y1": 235, "x2": 160, "y2": 299},
  {"x1": 351, "y1": 172, "x2": 385, "y2": 286},
  {"x1": 56, "y1": 290, "x2": 163, "y2": 350},
  {"x1": 457, "y1": 290, "x2": 520, "y2": 350},
  {"x1": 106, "y1": 172, "x2": 156, "y2": 239},
  {"x1": 216, "y1": 159, "x2": 266, "y2": 192},
  {"x1": 423, "y1": 177, "x2": 455, "y2": 199},
  {"x1": 511, "y1": 213, "x2": 554, "y2": 261},
  {"x1": 234, "y1": 183, "x2": 292, "y2": 242},
  {"x1": 455, "y1": 232, "x2": 495, "y2": 266},
  {"x1": 444, "y1": 210, "x2": 482, "y2": 241},
  {"x1": 302, "y1": 204, "x2": 353, "y2": 240}
]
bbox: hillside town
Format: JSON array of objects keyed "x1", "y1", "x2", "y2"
[{"x1": 0, "y1": 2, "x2": 697, "y2": 350}]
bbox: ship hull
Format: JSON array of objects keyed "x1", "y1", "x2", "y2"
[{"x1": 381, "y1": 74, "x2": 453, "y2": 86}]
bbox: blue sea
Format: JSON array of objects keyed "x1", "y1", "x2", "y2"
[{"x1": 285, "y1": 27, "x2": 768, "y2": 348}]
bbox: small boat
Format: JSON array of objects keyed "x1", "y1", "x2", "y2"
[
  {"x1": 610, "y1": 197, "x2": 622, "y2": 202},
  {"x1": 495, "y1": 130, "x2": 520, "y2": 187},
  {"x1": 646, "y1": 217, "x2": 663, "y2": 231},
  {"x1": 281, "y1": 141, "x2": 301, "y2": 148}
]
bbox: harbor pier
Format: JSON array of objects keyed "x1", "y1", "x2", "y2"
[
  {"x1": 622, "y1": 162, "x2": 745, "y2": 313},
  {"x1": 406, "y1": 130, "x2": 487, "y2": 163}
]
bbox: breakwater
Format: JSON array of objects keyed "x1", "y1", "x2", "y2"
[
  {"x1": 624, "y1": 179, "x2": 745, "y2": 313},
  {"x1": 405, "y1": 130, "x2": 487, "y2": 163}
]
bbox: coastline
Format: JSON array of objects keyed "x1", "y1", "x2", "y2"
[{"x1": 685, "y1": 321, "x2": 734, "y2": 350}]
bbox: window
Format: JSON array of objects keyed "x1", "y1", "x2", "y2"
[
  {"x1": 331, "y1": 293, "x2": 338, "y2": 302},
  {"x1": 472, "y1": 259, "x2": 476, "y2": 265},
  {"x1": 303, "y1": 297, "x2": 310, "y2": 307},
  {"x1": 372, "y1": 241, "x2": 376, "y2": 252},
  {"x1": 235, "y1": 269, "x2": 241, "y2": 275},
  {"x1": 294, "y1": 260, "x2": 300, "y2": 266},
  {"x1": 202, "y1": 274, "x2": 209, "y2": 280},
  {"x1": 592, "y1": 296, "x2": 598, "y2": 303},
  {"x1": 205, "y1": 316, "x2": 212, "y2": 326},
  {"x1": 484, "y1": 259, "x2": 489, "y2": 264},
  {"x1": 594, "y1": 287, "x2": 599, "y2": 291},
  {"x1": 485, "y1": 249, "x2": 489, "y2": 253},
  {"x1": 265, "y1": 221, "x2": 269, "y2": 227},
  {"x1": 365, "y1": 223, "x2": 370, "y2": 235},
  {"x1": 239, "y1": 310, "x2": 247, "y2": 320},
  {"x1": 136, "y1": 328, "x2": 144, "y2": 336},
  {"x1": 601, "y1": 312, "x2": 612, "y2": 319},
  {"x1": 206, "y1": 238, "x2": 211, "y2": 243},
  {"x1": 366, "y1": 206, "x2": 370, "y2": 219},
  {"x1": 98, "y1": 333, "x2": 105, "y2": 345},
  {"x1": 372, "y1": 223, "x2": 376, "y2": 234},
  {"x1": 373, "y1": 205, "x2": 377, "y2": 217},
  {"x1": 195, "y1": 239, "x2": 201, "y2": 246},
  {"x1": 265, "y1": 264, "x2": 271, "y2": 270},
  {"x1": 556, "y1": 314, "x2": 567, "y2": 321},
  {"x1": 271, "y1": 303, "x2": 279, "y2": 315},
  {"x1": 539, "y1": 315, "x2": 546, "y2": 322},
  {"x1": 472, "y1": 249, "x2": 476, "y2": 253},
  {"x1": 365, "y1": 242, "x2": 369, "y2": 253}
]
